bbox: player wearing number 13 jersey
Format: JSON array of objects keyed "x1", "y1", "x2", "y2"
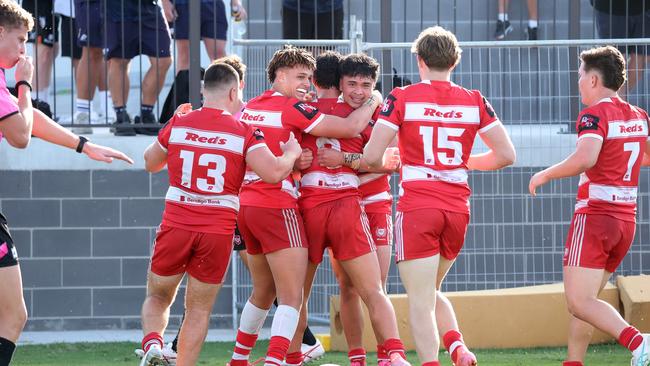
[
  {"x1": 529, "y1": 46, "x2": 650, "y2": 366},
  {"x1": 363, "y1": 27, "x2": 516, "y2": 366},
  {"x1": 138, "y1": 63, "x2": 302, "y2": 366}
]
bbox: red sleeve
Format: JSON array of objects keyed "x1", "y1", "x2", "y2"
[
  {"x1": 157, "y1": 115, "x2": 175, "y2": 151},
  {"x1": 576, "y1": 108, "x2": 607, "y2": 142},
  {"x1": 361, "y1": 123, "x2": 373, "y2": 144},
  {"x1": 376, "y1": 87, "x2": 404, "y2": 131},
  {"x1": 282, "y1": 99, "x2": 325, "y2": 133},
  {"x1": 477, "y1": 92, "x2": 500, "y2": 133},
  {"x1": 244, "y1": 124, "x2": 266, "y2": 155}
]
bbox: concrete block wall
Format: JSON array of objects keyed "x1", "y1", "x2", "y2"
[
  {"x1": 0, "y1": 169, "x2": 233, "y2": 331},
  {"x1": 2, "y1": 164, "x2": 649, "y2": 329}
]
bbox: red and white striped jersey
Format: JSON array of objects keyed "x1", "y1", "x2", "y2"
[
  {"x1": 299, "y1": 100, "x2": 367, "y2": 210},
  {"x1": 377, "y1": 80, "x2": 501, "y2": 214},
  {"x1": 238, "y1": 90, "x2": 325, "y2": 209},
  {"x1": 157, "y1": 107, "x2": 266, "y2": 234},
  {"x1": 574, "y1": 97, "x2": 649, "y2": 222}
]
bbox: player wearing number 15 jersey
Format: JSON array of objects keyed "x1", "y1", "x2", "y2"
[
  {"x1": 529, "y1": 46, "x2": 650, "y2": 366},
  {"x1": 138, "y1": 63, "x2": 302, "y2": 366},
  {"x1": 363, "y1": 27, "x2": 516, "y2": 366}
]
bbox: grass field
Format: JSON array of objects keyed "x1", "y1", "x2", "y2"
[{"x1": 11, "y1": 341, "x2": 631, "y2": 365}]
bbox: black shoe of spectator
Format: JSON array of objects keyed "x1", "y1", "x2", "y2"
[
  {"x1": 113, "y1": 111, "x2": 136, "y2": 136},
  {"x1": 495, "y1": 20, "x2": 513, "y2": 40},
  {"x1": 527, "y1": 26, "x2": 538, "y2": 41},
  {"x1": 134, "y1": 113, "x2": 161, "y2": 136}
]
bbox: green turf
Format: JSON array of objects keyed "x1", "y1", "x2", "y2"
[{"x1": 10, "y1": 341, "x2": 630, "y2": 365}]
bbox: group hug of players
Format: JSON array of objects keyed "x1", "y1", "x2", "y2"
[{"x1": 137, "y1": 26, "x2": 650, "y2": 366}]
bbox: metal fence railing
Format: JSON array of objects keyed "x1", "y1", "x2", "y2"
[{"x1": 229, "y1": 37, "x2": 650, "y2": 325}]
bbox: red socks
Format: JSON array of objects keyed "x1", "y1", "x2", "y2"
[
  {"x1": 285, "y1": 351, "x2": 304, "y2": 366},
  {"x1": 265, "y1": 336, "x2": 291, "y2": 366},
  {"x1": 383, "y1": 338, "x2": 407, "y2": 360},
  {"x1": 443, "y1": 330, "x2": 466, "y2": 364},
  {"x1": 348, "y1": 348, "x2": 366, "y2": 365},
  {"x1": 230, "y1": 330, "x2": 259, "y2": 366},
  {"x1": 141, "y1": 332, "x2": 163, "y2": 353},
  {"x1": 619, "y1": 326, "x2": 644, "y2": 352},
  {"x1": 377, "y1": 344, "x2": 389, "y2": 363},
  {"x1": 562, "y1": 362, "x2": 584, "y2": 366},
  {"x1": 422, "y1": 362, "x2": 440, "y2": 366}
]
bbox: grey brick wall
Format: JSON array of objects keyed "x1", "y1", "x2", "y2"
[
  {"x1": 1, "y1": 169, "x2": 234, "y2": 331},
  {"x1": 3, "y1": 167, "x2": 650, "y2": 330}
]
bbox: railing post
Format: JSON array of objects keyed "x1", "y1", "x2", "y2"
[
  {"x1": 349, "y1": 15, "x2": 363, "y2": 54},
  {"x1": 568, "y1": 0, "x2": 581, "y2": 133},
  {"x1": 380, "y1": 0, "x2": 393, "y2": 94},
  {"x1": 188, "y1": 0, "x2": 202, "y2": 109}
]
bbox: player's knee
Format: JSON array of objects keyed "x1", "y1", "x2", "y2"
[
  {"x1": 339, "y1": 281, "x2": 358, "y2": 300},
  {"x1": 277, "y1": 291, "x2": 303, "y2": 309},
  {"x1": 0, "y1": 304, "x2": 27, "y2": 334},
  {"x1": 565, "y1": 296, "x2": 587, "y2": 318},
  {"x1": 154, "y1": 57, "x2": 172, "y2": 71}
]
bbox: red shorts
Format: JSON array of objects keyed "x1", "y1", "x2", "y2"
[
  {"x1": 564, "y1": 213, "x2": 636, "y2": 272},
  {"x1": 366, "y1": 212, "x2": 393, "y2": 247},
  {"x1": 238, "y1": 206, "x2": 308, "y2": 255},
  {"x1": 150, "y1": 225, "x2": 233, "y2": 284},
  {"x1": 302, "y1": 196, "x2": 376, "y2": 264},
  {"x1": 394, "y1": 208, "x2": 469, "y2": 262}
]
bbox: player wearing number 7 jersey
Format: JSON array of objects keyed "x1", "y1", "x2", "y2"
[
  {"x1": 529, "y1": 46, "x2": 650, "y2": 366},
  {"x1": 363, "y1": 27, "x2": 516, "y2": 366},
  {"x1": 138, "y1": 63, "x2": 302, "y2": 366}
]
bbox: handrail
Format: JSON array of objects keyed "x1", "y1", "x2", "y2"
[{"x1": 363, "y1": 38, "x2": 650, "y2": 50}]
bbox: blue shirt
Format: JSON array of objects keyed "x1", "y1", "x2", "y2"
[{"x1": 283, "y1": 0, "x2": 343, "y2": 14}]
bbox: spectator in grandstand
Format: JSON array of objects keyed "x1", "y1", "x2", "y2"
[
  {"x1": 282, "y1": 0, "x2": 343, "y2": 40},
  {"x1": 495, "y1": 0, "x2": 539, "y2": 40},
  {"x1": 227, "y1": 45, "x2": 407, "y2": 366},
  {"x1": 106, "y1": 0, "x2": 172, "y2": 136},
  {"x1": 529, "y1": 45, "x2": 650, "y2": 366},
  {"x1": 363, "y1": 26, "x2": 516, "y2": 366},
  {"x1": 138, "y1": 62, "x2": 303, "y2": 366},
  {"x1": 591, "y1": 0, "x2": 650, "y2": 98},
  {"x1": 310, "y1": 53, "x2": 399, "y2": 366},
  {"x1": 161, "y1": 0, "x2": 246, "y2": 73},
  {"x1": 73, "y1": 0, "x2": 113, "y2": 134},
  {"x1": 21, "y1": 0, "x2": 58, "y2": 104},
  {"x1": 0, "y1": 3, "x2": 133, "y2": 365}
]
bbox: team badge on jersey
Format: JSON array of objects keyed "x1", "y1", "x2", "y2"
[
  {"x1": 253, "y1": 128, "x2": 265, "y2": 140},
  {"x1": 578, "y1": 114, "x2": 600, "y2": 132},
  {"x1": 482, "y1": 96, "x2": 495, "y2": 118},
  {"x1": 294, "y1": 102, "x2": 319, "y2": 119},
  {"x1": 376, "y1": 227, "x2": 386, "y2": 238},
  {"x1": 379, "y1": 94, "x2": 397, "y2": 117}
]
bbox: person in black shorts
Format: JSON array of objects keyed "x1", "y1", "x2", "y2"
[
  {"x1": 161, "y1": 0, "x2": 246, "y2": 73},
  {"x1": 282, "y1": 0, "x2": 344, "y2": 40},
  {"x1": 591, "y1": 0, "x2": 650, "y2": 97},
  {"x1": 21, "y1": 0, "x2": 58, "y2": 103},
  {"x1": 105, "y1": 0, "x2": 172, "y2": 136}
]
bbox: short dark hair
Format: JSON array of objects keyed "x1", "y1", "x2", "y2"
[
  {"x1": 0, "y1": 0, "x2": 34, "y2": 31},
  {"x1": 580, "y1": 46, "x2": 627, "y2": 91},
  {"x1": 313, "y1": 51, "x2": 342, "y2": 89},
  {"x1": 266, "y1": 45, "x2": 316, "y2": 83},
  {"x1": 203, "y1": 62, "x2": 239, "y2": 91},
  {"x1": 412, "y1": 26, "x2": 461, "y2": 71},
  {"x1": 215, "y1": 55, "x2": 246, "y2": 82},
  {"x1": 339, "y1": 53, "x2": 380, "y2": 82}
]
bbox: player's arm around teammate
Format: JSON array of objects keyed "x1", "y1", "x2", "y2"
[{"x1": 529, "y1": 46, "x2": 650, "y2": 366}]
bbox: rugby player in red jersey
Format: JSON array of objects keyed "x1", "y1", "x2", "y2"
[
  {"x1": 229, "y1": 45, "x2": 384, "y2": 366},
  {"x1": 138, "y1": 62, "x2": 302, "y2": 366},
  {"x1": 363, "y1": 27, "x2": 516, "y2": 366},
  {"x1": 529, "y1": 46, "x2": 650, "y2": 366},
  {"x1": 285, "y1": 53, "x2": 408, "y2": 366}
]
